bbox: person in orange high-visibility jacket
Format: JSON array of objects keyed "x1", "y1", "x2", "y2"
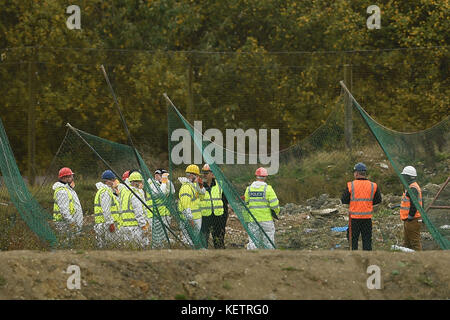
[
  {"x1": 341, "y1": 163, "x2": 381, "y2": 251},
  {"x1": 399, "y1": 166, "x2": 423, "y2": 251}
]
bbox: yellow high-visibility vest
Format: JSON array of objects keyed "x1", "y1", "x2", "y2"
[
  {"x1": 53, "y1": 186, "x2": 75, "y2": 222},
  {"x1": 94, "y1": 187, "x2": 121, "y2": 227},
  {"x1": 244, "y1": 184, "x2": 280, "y2": 222},
  {"x1": 178, "y1": 183, "x2": 203, "y2": 220},
  {"x1": 201, "y1": 184, "x2": 224, "y2": 216}
]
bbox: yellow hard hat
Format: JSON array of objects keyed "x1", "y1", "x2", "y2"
[
  {"x1": 185, "y1": 164, "x2": 200, "y2": 175},
  {"x1": 128, "y1": 171, "x2": 143, "y2": 182}
]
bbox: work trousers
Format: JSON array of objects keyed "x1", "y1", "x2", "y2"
[
  {"x1": 152, "y1": 215, "x2": 172, "y2": 248},
  {"x1": 180, "y1": 217, "x2": 202, "y2": 247},
  {"x1": 246, "y1": 220, "x2": 276, "y2": 250},
  {"x1": 120, "y1": 226, "x2": 150, "y2": 248},
  {"x1": 403, "y1": 218, "x2": 422, "y2": 251},
  {"x1": 200, "y1": 211, "x2": 229, "y2": 249},
  {"x1": 347, "y1": 218, "x2": 372, "y2": 251}
]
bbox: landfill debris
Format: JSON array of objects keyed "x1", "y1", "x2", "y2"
[
  {"x1": 378, "y1": 162, "x2": 389, "y2": 169},
  {"x1": 391, "y1": 245, "x2": 415, "y2": 252},
  {"x1": 440, "y1": 225, "x2": 450, "y2": 230},
  {"x1": 331, "y1": 226, "x2": 348, "y2": 232}
]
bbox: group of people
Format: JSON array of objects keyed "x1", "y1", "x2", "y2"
[
  {"x1": 341, "y1": 162, "x2": 423, "y2": 251},
  {"x1": 52, "y1": 163, "x2": 281, "y2": 250},
  {"x1": 52, "y1": 161, "x2": 423, "y2": 251}
]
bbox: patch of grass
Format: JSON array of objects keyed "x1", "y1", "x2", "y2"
[
  {"x1": 417, "y1": 275, "x2": 434, "y2": 287},
  {"x1": 174, "y1": 294, "x2": 187, "y2": 300},
  {"x1": 222, "y1": 281, "x2": 232, "y2": 290},
  {"x1": 0, "y1": 275, "x2": 6, "y2": 286},
  {"x1": 281, "y1": 266, "x2": 299, "y2": 272},
  {"x1": 391, "y1": 270, "x2": 400, "y2": 276}
]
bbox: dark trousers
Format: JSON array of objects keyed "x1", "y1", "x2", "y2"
[
  {"x1": 200, "y1": 211, "x2": 229, "y2": 249},
  {"x1": 347, "y1": 218, "x2": 372, "y2": 251}
]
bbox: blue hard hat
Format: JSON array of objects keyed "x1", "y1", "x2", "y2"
[
  {"x1": 354, "y1": 162, "x2": 367, "y2": 172},
  {"x1": 101, "y1": 170, "x2": 116, "y2": 180}
]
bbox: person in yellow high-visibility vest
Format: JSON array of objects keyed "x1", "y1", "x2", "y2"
[
  {"x1": 148, "y1": 169, "x2": 175, "y2": 247},
  {"x1": 53, "y1": 167, "x2": 83, "y2": 240},
  {"x1": 244, "y1": 167, "x2": 279, "y2": 250},
  {"x1": 200, "y1": 164, "x2": 229, "y2": 249},
  {"x1": 119, "y1": 171, "x2": 150, "y2": 248},
  {"x1": 178, "y1": 164, "x2": 205, "y2": 246},
  {"x1": 94, "y1": 170, "x2": 122, "y2": 248}
]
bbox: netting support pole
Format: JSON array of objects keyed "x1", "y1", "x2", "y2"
[
  {"x1": 344, "y1": 64, "x2": 352, "y2": 151},
  {"x1": 425, "y1": 176, "x2": 450, "y2": 212},
  {"x1": 339, "y1": 80, "x2": 449, "y2": 250},
  {"x1": 163, "y1": 93, "x2": 276, "y2": 249},
  {"x1": 66, "y1": 123, "x2": 186, "y2": 249},
  {"x1": 100, "y1": 64, "x2": 172, "y2": 247},
  {"x1": 27, "y1": 60, "x2": 36, "y2": 186}
]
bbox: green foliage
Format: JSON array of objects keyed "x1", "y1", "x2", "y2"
[{"x1": 0, "y1": 0, "x2": 448, "y2": 175}]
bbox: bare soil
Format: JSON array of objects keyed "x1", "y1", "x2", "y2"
[{"x1": 0, "y1": 249, "x2": 448, "y2": 300}]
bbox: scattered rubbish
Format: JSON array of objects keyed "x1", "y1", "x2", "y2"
[
  {"x1": 440, "y1": 225, "x2": 450, "y2": 230},
  {"x1": 331, "y1": 226, "x2": 348, "y2": 232},
  {"x1": 378, "y1": 162, "x2": 389, "y2": 169},
  {"x1": 304, "y1": 228, "x2": 317, "y2": 233},
  {"x1": 391, "y1": 245, "x2": 415, "y2": 252},
  {"x1": 311, "y1": 208, "x2": 338, "y2": 216}
]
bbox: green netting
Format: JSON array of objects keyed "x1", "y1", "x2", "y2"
[
  {"x1": 1, "y1": 47, "x2": 448, "y2": 251},
  {"x1": 341, "y1": 82, "x2": 450, "y2": 249},
  {"x1": 0, "y1": 116, "x2": 57, "y2": 248},
  {"x1": 166, "y1": 81, "x2": 449, "y2": 251},
  {"x1": 425, "y1": 178, "x2": 450, "y2": 241},
  {"x1": 167, "y1": 96, "x2": 276, "y2": 249},
  {"x1": 31, "y1": 123, "x2": 212, "y2": 250}
]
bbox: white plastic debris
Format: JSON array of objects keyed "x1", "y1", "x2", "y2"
[
  {"x1": 391, "y1": 245, "x2": 415, "y2": 252},
  {"x1": 440, "y1": 225, "x2": 450, "y2": 230},
  {"x1": 378, "y1": 162, "x2": 389, "y2": 169}
]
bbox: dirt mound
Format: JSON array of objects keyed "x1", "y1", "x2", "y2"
[{"x1": 0, "y1": 249, "x2": 448, "y2": 300}]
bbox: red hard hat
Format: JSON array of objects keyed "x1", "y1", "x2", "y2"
[
  {"x1": 58, "y1": 167, "x2": 74, "y2": 178},
  {"x1": 122, "y1": 170, "x2": 130, "y2": 181},
  {"x1": 255, "y1": 167, "x2": 268, "y2": 177}
]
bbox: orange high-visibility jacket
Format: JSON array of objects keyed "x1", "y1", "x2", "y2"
[
  {"x1": 400, "y1": 182, "x2": 422, "y2": 220},
  {"x1": 347, "y1": 180, "x2": 377, "y2": 219}
]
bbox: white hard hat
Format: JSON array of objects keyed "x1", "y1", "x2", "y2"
[{"x1": 401, "y1": 166, "x2": 417, "y2": 177}]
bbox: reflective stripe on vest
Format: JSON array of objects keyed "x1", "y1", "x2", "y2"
[
  {"x1": 201, "y1": 184, "x2": 224, "y2": 216},
  {"x1": 149, "y1": 181, "x2": 171, "y2": 217},
  {"x1": 247, "y1": 184, "x2": 273, "y2": 222},
  {"x1": 179, "y1": 183, "x2": 202, "y2": 220},
  {"x1": 53, "y1": 186, "x2": 75, "y2": 222},
  {"x1": 400, "y1": 182, "x2": 422, "y2": 220},
  {"x1": 347, "y1": 180, "x2": 377, "y2": 219},
  {"x1": 144, "y1": 191, "x2": 154, "y2": 219},
  {"x1": 120, "y1": 188, "x2": 139, "y2": 227},
  {"x1": 94, "y1": 187, "x2": 121, "y2": 225}
]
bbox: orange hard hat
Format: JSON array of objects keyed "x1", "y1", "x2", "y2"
[
  {"x1": 122, "y1": 170, "x2": 130, "y2": 181},
  {"x1": 255, "y1": 167, "x2": 268, "y2": 177},
  {"x1": 58, "y1": 167, "x2": 74, "y2": 178},
  {"x1": 202, "y1": 164, "x2": 211, "y2": 172}
]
